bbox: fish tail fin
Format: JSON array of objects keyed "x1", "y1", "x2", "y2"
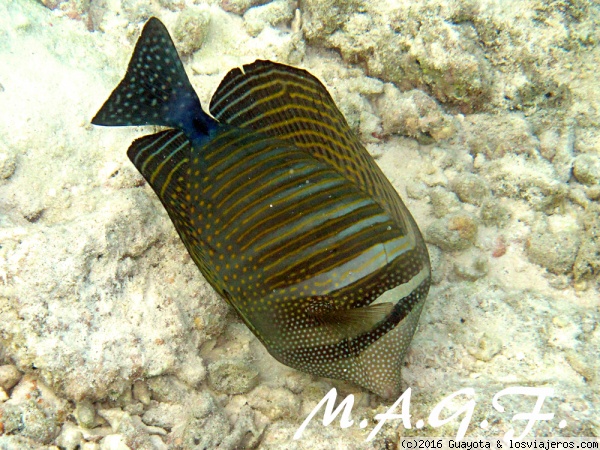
[{"x1": 92, "y1": 17, "x2": 215, "y2": 139}]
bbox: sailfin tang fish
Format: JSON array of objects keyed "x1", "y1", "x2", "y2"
[{"x1": 93, "y1": 17, "x2": 431, "y2": 399}]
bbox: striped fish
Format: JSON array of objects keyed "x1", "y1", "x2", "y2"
[{"x1": 92, "y1": 17, "x2": 431, "y2": 399}]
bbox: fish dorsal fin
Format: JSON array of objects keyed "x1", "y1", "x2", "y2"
[
  {"x1": 308, "y1": 299, "x2": 394, "y2": 340},
  {"x1": 209, "y1": 60, "x2": 409, "y2": 233}
]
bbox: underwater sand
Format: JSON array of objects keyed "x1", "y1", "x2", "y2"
[{"x1": 0, "y1": 0, "x2": 598, "y2": 448}]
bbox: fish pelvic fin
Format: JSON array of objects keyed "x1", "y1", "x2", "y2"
[{"x1": 92, "y1": 17, "x2": 215, "y2": 140}]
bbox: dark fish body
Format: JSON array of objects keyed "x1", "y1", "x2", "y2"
[{"x1": 93, "y1": 18, "x2": 431, "y2": 398}]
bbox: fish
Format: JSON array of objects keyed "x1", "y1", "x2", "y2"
[{"x1": 92, "y1": 17, "x2": 431, "y2": 399}]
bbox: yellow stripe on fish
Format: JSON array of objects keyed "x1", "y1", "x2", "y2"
[{"x1": 92, "y1": 17, "x2": 431, "y2": 399}]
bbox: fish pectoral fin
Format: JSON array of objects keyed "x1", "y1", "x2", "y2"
[{"x1": 316, "y1": 302, "x2": 394, "y2": 339}]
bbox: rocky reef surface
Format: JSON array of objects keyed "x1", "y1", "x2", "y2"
[{"x1": 0, "y1": 0, "x2": 598, "y2": 448}]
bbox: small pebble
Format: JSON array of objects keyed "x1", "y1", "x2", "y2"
[
  {"x1": 247, "y1": 385, "x2": 299, "y2": 420},
  {"x1": 132, "y1": 381, "x2": 151, "y2": 405},
  {"x1": 283, "y1": 371, "x2": 311, "y2": 394},
  {"x1": 142, "y1": 402, "x2": 185, "y2": 429},
  {"x1": 347, "y1": 76, "x2": 384, "y2": 95},
  {"x1": 573, "y1": 154, "x2": 600, "y2": 186},
  {"x1": 565, "y1": 350, "x2": 597, "y2": 383},
  {"x1": 568, "y1": 187, "x2": 589, "y2": 208},
  {"x1": 56, "y1": 422, "x2": 84, "y2": 450},
  {"x1": 538, "y1": 128, "x2": 559, "y2": 161},
  {"x1": 0, "y1": 364, "x2": 22, "y2": 391},
  {"x1": 405, "y1": 180, "x2": 428, "y2": 200},
  {"x1": 427, "y1": 245, "x2": 446, "y2": 284},
  {"x1": 244, "y1": 0, "x2": 296, "y2": 37},
  {"x1": 586, "y1": 185, "x2": 600, "y2": 200},
  {"x1": 173, "y1": 8, "x2": 211, "y2": 55},
  {"x1": 221, "y1": 0, "x2": 270, "y2": 15},
  {"x1": 100, "y1": 434, "x2": 131, "y2": 450},
  {"x1": 526, "y1": 227, "x2": 580, "y2": 274},
  {"x1": 207, "y1": 359, "x2": 259, "y2": 394},
  {"x1": 479, "y1": 199, "x2": 511, "y2": 227},
  {"x1": 359, "y1": 110, "x2": 383, "y2": 143},
  {"x1": 176, "y1": 355, "x2": 206, "y2": 387},
  {"x1": 467, "y1": 333, "x2": 502, "y2": 361},
  {"x1": 451, "y1": 173, "x2": 490, "y2": 206},
  {"x1": 454, "y1": 251, "x2": 489, "y2": 281},
  {"x1": 376, "y1": 84, "x2": 456, "y2": 142},
  {"x1": 98, "y1": 408, "x2": 126, "y2": 432},
  {"x1": 149, "y1": 435, "x2": 169, "y2": 450},
  {"x1": 157, "y1": 0, "x2": 185, "y2": 10},
  {"x1": 147, "y1": 375, "x2": 192, "y2": 403},
  {"x1": 574, "y1": 279, "x2": 588, "y2": 292},
  {"x1": 0, "y1": 149, "x2": 17, "y2": 180},
  {"x1": 547, "y1": 273, "x2": 571, "y2": 290},
  {"x1": 426, "y1": 213, "x2": 478, "y2": 252},
  {"x1": 491, "y1": 235, "x2": 507, "y2": 258},
  {"x1": 429, "y1": 187, "x2": 461, "y2": 218},
  {"x1": 0, "y1": 398, "x2": 60, "y2": 444},
  {"x1": 75, "y1": 400, "x2": 98, "y2": 429}
]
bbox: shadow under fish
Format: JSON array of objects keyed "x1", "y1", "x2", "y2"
[{"x1": 92, "y1": 17, "x2": 431, "y2": 399}]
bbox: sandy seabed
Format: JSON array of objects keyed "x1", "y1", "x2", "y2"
[{"x1": 0, "y1": 0, "x2": 599, "y2": 448}]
